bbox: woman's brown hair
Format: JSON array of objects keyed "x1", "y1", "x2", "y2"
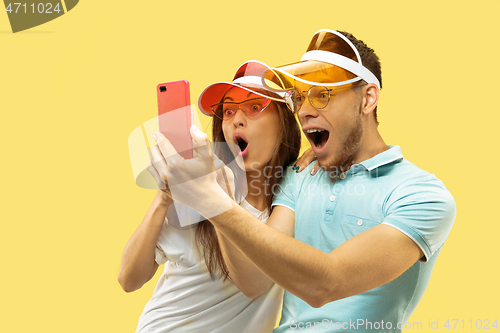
[{"x1": 195, "y1": 96, "x2": 301, "y2": 280}]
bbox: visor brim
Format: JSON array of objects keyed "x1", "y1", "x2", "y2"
[{"x1": 263, "y1": 60, "x2": 366, "y2": 92}]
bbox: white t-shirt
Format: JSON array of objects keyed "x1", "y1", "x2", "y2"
[{"x1": 135, "y1": 201, "x2": 283, "y2": 333}]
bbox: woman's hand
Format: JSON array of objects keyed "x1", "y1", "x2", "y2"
[{"x1": 293, "y1": 147, "x2": 321, "y2": 175}]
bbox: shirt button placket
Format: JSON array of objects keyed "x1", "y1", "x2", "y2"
[{"x1": 324, "y1": 193, "x2": 337, "y2": 223}]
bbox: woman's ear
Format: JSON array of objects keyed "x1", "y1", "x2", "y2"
[{"x1": 361, "y1": 83, "x2": 379, "y2": 115}]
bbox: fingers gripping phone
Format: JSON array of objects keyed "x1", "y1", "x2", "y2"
[{"x1": 157, "y1": 80, "x2": 193, "y2": 159}]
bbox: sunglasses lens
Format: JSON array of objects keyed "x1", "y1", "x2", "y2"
[
  {"x1": 309, "y1": 86, "x2": 330, "y2": 109},
  {"x1": 241, "y1": 98, "x2": 270, "y2": 116},
  {"x1": 216, "y1": 98, "x2": 271, "y2": 119},
  {"x1": 222, "y1": 104, "x2": 238, "y2": 120}
]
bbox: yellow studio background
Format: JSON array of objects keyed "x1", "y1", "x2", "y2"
[{"x1": 1, "y1": 1, "x2": 498, "y2": 332}]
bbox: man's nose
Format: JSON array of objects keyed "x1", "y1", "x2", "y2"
[{"x1": 297, "y1": 98, "x2": 319, "y2": 120}]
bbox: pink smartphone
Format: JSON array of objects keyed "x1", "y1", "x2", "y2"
[{"x1": 157, "y1": 80, "x2": 193, "y2": 159}]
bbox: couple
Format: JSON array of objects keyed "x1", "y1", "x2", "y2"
[{"x1": 119, "y1": 29, "x2": 456, "y2": 333}]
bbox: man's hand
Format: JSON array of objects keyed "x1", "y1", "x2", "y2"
[
  {"x1": 215, "y1": 164, "x2": 237, "y2": 200},
  {"x1": 147, "y1": 145, "x2": 172, "y2": 196},
  {"x1": 151, "y1": 125, "x2": 235, "y2": 218}
]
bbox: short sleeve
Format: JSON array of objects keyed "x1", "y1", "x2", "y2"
[
  {"x1": 383, "y1": 179, "x2": 456, "y2": 262},
  {"x1": 272, "y1": 167, "x2": 298, "y2": 211},
  {"x1": 154, "y1": 204, "x2": 200, "y2": 266},
  {"x1": 155, "y1": 243, "x2": 169, "y2": 265}
]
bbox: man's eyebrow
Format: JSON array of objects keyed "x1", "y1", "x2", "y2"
[
  {"x1": 247, "y1": 91, "x2": 255, "y2": 98},
  {"x1": 222, "y1": 96, "x2": 234, "y2": 102}
]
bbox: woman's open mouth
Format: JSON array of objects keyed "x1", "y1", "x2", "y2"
[
  {"x1": 233, "y1": 134, "x2": 249, "y2": 157},
  {"x1": 306, "y1": 128, "x2": 330, "y2": 151}
]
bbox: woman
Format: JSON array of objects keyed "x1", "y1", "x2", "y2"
[{"x1": 118, "y1": 60, "x2": 301, "y2": 332}]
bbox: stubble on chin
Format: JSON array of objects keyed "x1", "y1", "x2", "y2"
[{"x1": 318, "y1": 114, "x2": 363, "y2": 177}]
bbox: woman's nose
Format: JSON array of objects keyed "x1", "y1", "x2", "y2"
[{"x1": 232, "y1": 108, "x2": 247, "y2": 127}]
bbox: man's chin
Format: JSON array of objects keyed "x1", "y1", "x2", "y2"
[{"x1": 316, "y1": 154, "x2": 348, "y2": 175}]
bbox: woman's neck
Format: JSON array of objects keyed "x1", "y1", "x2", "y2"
[{"x1": 244, "y1": 169, "x2": 268, "y2": 211}]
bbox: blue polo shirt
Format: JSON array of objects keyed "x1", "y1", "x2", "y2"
[{"x1": 272, "y1": 146, "x2": 456, "y2": 332}]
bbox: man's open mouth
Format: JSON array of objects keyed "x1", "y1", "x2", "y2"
[{"x1": 306, "y1": 128, "x2": 330, "y2": 149}]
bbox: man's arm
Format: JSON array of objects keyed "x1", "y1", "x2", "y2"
[
  {"x1": 151, "y1": 129, "x2": 426, "y2": 307},
  {"x1": 214, "y1": 206, "x2": 295, "y2": 298},
  {"x1": 210, "y1": 202, "x2": 423, "y2": 308}
]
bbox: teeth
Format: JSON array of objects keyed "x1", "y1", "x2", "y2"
[{"x1": 306, "y1": 129, "x2": 325, "y2": 133}]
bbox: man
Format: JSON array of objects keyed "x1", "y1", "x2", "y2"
[{"x1": 151, "y1": 29, "x2": 456, "y2": 332}]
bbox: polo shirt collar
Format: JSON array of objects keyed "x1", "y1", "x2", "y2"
[{"x1": 358, "y1": 145, "x2": 404, "y2": 171}]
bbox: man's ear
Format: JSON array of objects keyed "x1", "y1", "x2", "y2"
[{"x1": 361, "y1": 83, "x2": 379, "y2": 115}]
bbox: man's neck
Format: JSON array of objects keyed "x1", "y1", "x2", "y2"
[{"x1": 345, "y1": 128, "x2": 388, "y2": 170}]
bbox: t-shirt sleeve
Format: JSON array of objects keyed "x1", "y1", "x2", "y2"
[
  {"x1": 154, "y1": 203, "x2": 202, "y2": 266},
  {"x1": 382, "y1": 178, "x2": 456, "y2": 262},
  {"x1": 155, "y1": 242, "x2": 169, "y2": 265},
  {"x1": 272, "y1": 167, "x2": 297, "y2": 212}
]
